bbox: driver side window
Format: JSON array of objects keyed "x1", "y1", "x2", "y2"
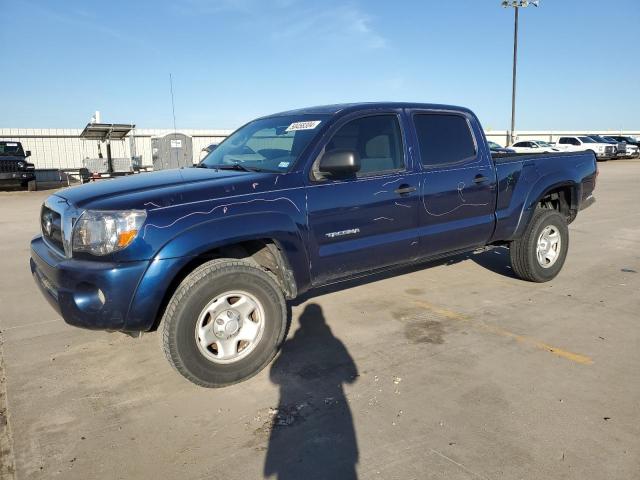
[{"x1": 321, "y1": 115, "x2": 405, "y2": 178}]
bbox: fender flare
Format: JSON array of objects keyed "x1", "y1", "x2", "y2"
[
  {"x1": 513, "y1": 174, "x2": 579, "y2": 239},
  {"x1": 125, "y1": 212, "x2": 310, "y2": 331}
]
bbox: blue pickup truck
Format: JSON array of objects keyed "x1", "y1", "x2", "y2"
[{"x1": 30, "y1": 102, "x2": 597, "y2": 387}]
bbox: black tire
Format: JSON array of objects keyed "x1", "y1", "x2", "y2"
[
  {"x1": 509, "y1": 209, "x2": 569, "y2": 282},
  {"x1": 160, "y1": 259, "x2": 287, "y2": 387}
]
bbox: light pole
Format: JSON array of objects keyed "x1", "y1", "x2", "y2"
[{"x1": 501, "y1": 0, "x2": 539, "y2": 146}]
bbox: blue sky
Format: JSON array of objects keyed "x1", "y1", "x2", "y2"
[{"x1": 2, "y1": 0, "x2": 639, "y2": 130}]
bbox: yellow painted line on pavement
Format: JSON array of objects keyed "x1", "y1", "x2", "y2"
[{"x1": 411, "y1": 299, "x2": 593, "y2": 365}]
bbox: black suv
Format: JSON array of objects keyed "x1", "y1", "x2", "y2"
[{"x1": 0, "y1": 141, "x2": 36, "y2": 190}]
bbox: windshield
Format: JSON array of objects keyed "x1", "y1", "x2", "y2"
[
  {"x1": 0, "y1": 142, "x2": 25, "y2": 156},
  {"x1": 487, "y1": 141, "x2": 502, "y2": 149},
  {"x1": 537, "y1": 141, "x2": 553, "y2": 147},
  {"x1": 589, "y1": 135, "x2": 609, "y2": 143},
  {"x1": 578, "y1": 137, "x2": 596, "y2": 143},
  {"x1": 201, "y1": 115, "x2": 331, "y2": 172}
]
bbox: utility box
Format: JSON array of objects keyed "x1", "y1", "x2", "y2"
[
  {"x1": 151, "y1": 133, "x2": 193, "y2": 170},
  {"x1": 83, "y1": 156, "x2": 141, "y2": 174}
]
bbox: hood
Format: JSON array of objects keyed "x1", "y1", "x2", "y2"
[{"x1": 56, "y1": 167, "x2": 273, "y2": 210}]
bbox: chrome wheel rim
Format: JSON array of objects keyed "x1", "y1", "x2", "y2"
[
  {"x1": 195, "y1": 291, "x2": 265, "y2": 364},
  {"x1": 536, "y1": 225, "x2": 561, "y2": 269}
]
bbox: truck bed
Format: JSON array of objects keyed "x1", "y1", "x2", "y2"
[
  {"x1": 490, "y1": 150, "x2": 598, "y2": 243},
  {"x1": 491, "y1": 151, "x2": 593, "y2": 163}
]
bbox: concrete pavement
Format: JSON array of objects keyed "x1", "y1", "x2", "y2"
[{"x1": 1, "y1": 160, "x2": 638, "y2": 479}]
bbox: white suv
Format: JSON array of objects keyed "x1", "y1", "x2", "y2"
[
  {"x1": 511, "y1": 140, "x2": 559, "y2": 153},
  {"x1": 555, "y1": 136, "x2": 616, "y2": 160}
]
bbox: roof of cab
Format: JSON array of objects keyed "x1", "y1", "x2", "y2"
[{"x1": 265, "y1": 102, "x2": 473, "y2": 118}]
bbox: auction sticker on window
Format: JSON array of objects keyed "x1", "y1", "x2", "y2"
[{"x1": 285, "y1": 120, "x2": 322, "y2": 132}]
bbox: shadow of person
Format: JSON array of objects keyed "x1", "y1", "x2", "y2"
[{"x1": 264, "y1": 303, "x2": 359, "y2": 480}]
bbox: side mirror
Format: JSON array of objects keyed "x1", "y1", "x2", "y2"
[
  {"x1": 25, "y1": 150, "x2": 31, "y2": 157},
  {"x1": 319, "y1": 149, "x2": 360, "y2": 176}
]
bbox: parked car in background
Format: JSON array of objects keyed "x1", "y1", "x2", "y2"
[
  {"x1": 587, "y1": 134, "x2": 626, "y2": 157},
  {"x1": 555, "y1": 136, "x2": 616, "y2": 160},
  {"x1": 608, "y1": 135, "x2": 640, "y2": 149},
  {"x1": 487, "y1": 141, "x2": 515, "y2": 154},
  {"x1": 30, "y1": 102, "x2": 598, "y2": 387},
  {"x1": 511, "y1": 140, "x2": 559, "y2": 153},
  {"x1": 198, "y1": 143, "x2": 219, "y2": 162},
  {"x1": 0, "y1": 141, "x2": 36, "y2": 190},
  {"x1": 602, "y1": 136, "x2": 639, "y2": 158}
]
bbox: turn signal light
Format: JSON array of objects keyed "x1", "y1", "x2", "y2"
[{"x1": 118, "y1": 230, "x2": 138, "y2": 248}]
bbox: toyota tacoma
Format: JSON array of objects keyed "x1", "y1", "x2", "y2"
[{"x1": 30, "y1": 103, "x2": 597, "y2": 387}]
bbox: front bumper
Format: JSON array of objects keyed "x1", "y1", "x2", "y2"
[
  {"x1": 0, "y1": 171, "x2": 35, "y2": 183},
  {"x1": 30, "y1": 235, "x2": 150, "y2": 331}
]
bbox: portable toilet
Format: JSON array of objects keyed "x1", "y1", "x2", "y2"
[{"x1": 151, "y1": 133, "x2": 193, "y2": 170}]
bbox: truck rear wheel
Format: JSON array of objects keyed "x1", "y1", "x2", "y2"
[
  {"x1": 160, "y1": 259, "x2": 287, "y2": 387},
  {"x1": 509, "y1": 209, "x2": 569, "y2": 282}
]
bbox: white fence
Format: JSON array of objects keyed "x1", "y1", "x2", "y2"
[
  {"x1": 1, "y1": 128, "x2": 638, "y2": 170},
  {"x1": 0, "y1": 129, "x2": 233, "y2": 170}
]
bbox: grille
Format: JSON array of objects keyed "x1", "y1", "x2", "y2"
[
  {"x1": 605, "y1": 146, "x2": 614, "y2": 154},
  {"x1": 41, "y1": 205, "x2": 64, "y2": 252},
  {"x1": 0, "y1": 160, "x2": 21, "y2": 173}
]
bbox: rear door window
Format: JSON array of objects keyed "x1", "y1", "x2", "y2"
[{"x1": 413, "y1": 114, "x2": 477, "y2": 167}]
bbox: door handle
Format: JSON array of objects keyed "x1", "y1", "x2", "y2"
[
  {"x1": 394, "y1": 185, "x2": 416, "y2": 195},
  {"x1": 473, "y1": 175, "x2": 489, "y2": 184}
]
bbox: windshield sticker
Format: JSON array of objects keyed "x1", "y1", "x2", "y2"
[
  {"x1": 285, "y1": 120, "x2": 322, "y2": 132},
  {"x1": 6, "y1": 142, "x2": 17, "y2": 146},
  {"x1": 278, "y1": 161, "x2": 290, "y2": 168}
]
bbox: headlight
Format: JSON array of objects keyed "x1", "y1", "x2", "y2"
[{"x1": 72, "y1": 210, "x2": 147, "y2": 256}]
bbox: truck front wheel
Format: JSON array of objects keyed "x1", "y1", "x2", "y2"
[
  {"x1": 509, "y1": 209, "x2": 569, "y2": 282},
  {"x1": 160, "y1": 259, "x2": 287, "y2": 387}
]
